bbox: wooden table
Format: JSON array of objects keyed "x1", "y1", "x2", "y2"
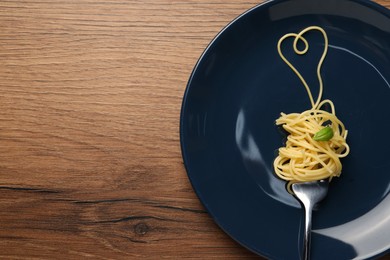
[{"x1": 0, "y1": 0, "x2": 389, "y2": 259}]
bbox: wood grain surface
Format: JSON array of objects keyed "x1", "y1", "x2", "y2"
[{"x1": 0, "y1": 0, "x2": 389, "y2": 259}]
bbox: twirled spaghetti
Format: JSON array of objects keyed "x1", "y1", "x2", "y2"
[{"x1": 273, "y1": 26, "x2": 350, "y2": 191}]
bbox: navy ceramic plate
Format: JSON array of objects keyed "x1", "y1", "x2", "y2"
[{"x1": 180, "y1": 0, "x2": 390, "y2": 259}]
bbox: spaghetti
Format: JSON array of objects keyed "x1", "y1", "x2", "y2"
[{"x1": 273, "y1": 26, "x2": 350, "y2": 192}]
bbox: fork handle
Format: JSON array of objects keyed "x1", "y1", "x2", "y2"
[{"x1": 302, "y1": 203, "x2": 313, "y2": 260}]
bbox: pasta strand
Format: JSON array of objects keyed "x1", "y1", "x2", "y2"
[{"x1": 273, "y1": 26, "x2": 350, "y2": 192}]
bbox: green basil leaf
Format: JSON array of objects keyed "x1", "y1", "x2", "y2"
[{"x1": 313, "y1": 126, "x2": 334, "y2": 141}]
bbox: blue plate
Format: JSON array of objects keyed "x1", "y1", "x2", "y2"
[{"x1": 180, "y1": 0, "x2": 390, "y2": 259}]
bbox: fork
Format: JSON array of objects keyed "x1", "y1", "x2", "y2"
[{"x1": 292, "y1": 180, "x2": 329, "y2": 260}]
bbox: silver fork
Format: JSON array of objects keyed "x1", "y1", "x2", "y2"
[{"x1": 292, "y1": 180, "x2": 329, "y2": 260}]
